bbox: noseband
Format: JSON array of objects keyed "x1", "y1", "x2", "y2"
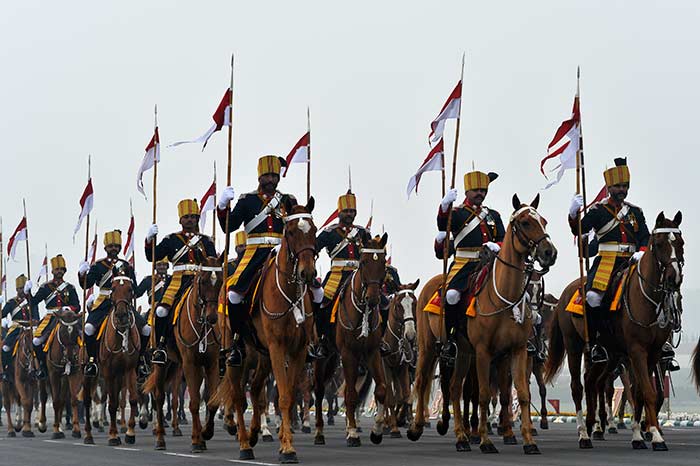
[{"x1": 177, "y1": 266, "x2": 222, "y2": 352}]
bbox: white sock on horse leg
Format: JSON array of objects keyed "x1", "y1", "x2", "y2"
[
  {"x1": 228, "y1": 291, "x2": 243, "y2": 304},
  {"x1": 311, "y1": 286, "x2": 324, "y2": 304},
  {"x1": 446, "y1": 289, "x2": 461, "y2": 305},
  {"x1": 585, "y1": 291, "x2": 603, "y2": 307}
]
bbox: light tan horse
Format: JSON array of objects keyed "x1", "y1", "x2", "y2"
[
  {"x1": 2, "y1": 322, "x2": 40, "y2": 437},
  {"x1": 214, "y1": 198, "x2": 317, "y2": 464},
  {"x1": 46, "y1": 309, "x2": 83, "y2": 439}
]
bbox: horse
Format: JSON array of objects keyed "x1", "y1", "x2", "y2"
[
  {"x1": 46, "y1": 309, "x2": 83, "y2": 439},
  {"x1": 172, "y1": 256, "x2": 222, "y2": 453},
  {"x1": 692, "y1": 337, "x2": 700, "y2": 395},
  {"x1": 213, "y1": 197, "x2": 318, "y2": 463},
  {"x1": 381, "y1": 281, "x2": 419, "y2": 438},
  {"x1": 83, "y1": 264, "x2": 141, "y2": 446}
]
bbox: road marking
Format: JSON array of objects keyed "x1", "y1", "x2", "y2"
[
  {"x1": 72, "y1": 442, "x2": 97, "y2": 447},
  {"x1": 43, "y1": 440, "x2": 63, "y2": 444},
  {"x1": 164, "y1": 452, "x2": 200, "y2": 458},
  {"x1": 226, "y1": 460, "x2": 278, "y2": 466},
  {"x1": 114, "y1": 447, "x2": 141, "y2": 451}
]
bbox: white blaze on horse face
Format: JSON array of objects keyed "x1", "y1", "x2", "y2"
[
  {"x1": 400, "y1": 294, "x2": 416, "y2": 340},
  {"x1": 297, "y1": 218, "x2": 311, "y2": 234},
  {"x1": 527, "y1": 208, "x2": 547, "y2": 232},
  {"x1": 668, "y1": 233, "x2": 682, "y2": 285}
]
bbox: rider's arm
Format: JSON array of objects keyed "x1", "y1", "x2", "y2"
[
  {"x1": 1, "y1": 301, "x2": 12, "y2": 319},
  {"x1": 29, "y1": 284, "x2": 49, "y2": 306},
  {"x1": 145, "y1": 235, "x2": 171, "y2": 263},
  {"x1": 66, "y1": 285, "x2": 80, "y2": 310},
  {"x1": 79, "y1": 264, "x2": 100, "y2": 289},
  {"x1": 217, "y1": 194, "x2": 247, "y2": 233},
  {"x1": 492, "y1": 211, "x2": 506, "y2": 244},
  {"x1": 635, "y1": 208, "x2": 650, "y2": 251},
  {"x1": 134, "y1": 277, "x2": 150, "y2": 298}
]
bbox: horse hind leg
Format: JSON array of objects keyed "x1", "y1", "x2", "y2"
[
  {"x1": 512, "y1": 347, "x2": 539, "y2": 454},
  {"x1": 313, "y1": 359, "x2": 328, "y2": 445},
  {"x1": 51, "y1": 375, "x2": 66, "y2": 439},
  {"x1": 450, "y1": 347, "x2": 470, "y2": 451}
]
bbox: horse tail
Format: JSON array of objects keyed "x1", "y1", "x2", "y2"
[
  {"x1": 543, "y1": 311, "x2": 566, "y2": 385},
  {"x1": 142, "y1": 369, "x2": 159, "y2": 395},
  {"x1": 692, "y1": 337, "x2": 700, "y2": 394},
  {"x1": 208, "y1": 373, "x2": 233, "y2": 410}
]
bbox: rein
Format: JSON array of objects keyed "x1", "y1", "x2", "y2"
[
  {"x1": 338, "y1": 269, "x2": 381, "y2": 338},
  {"x1": 382, "y1": 290, "x2": 415, "y2": 365},
  {"x1": 176, "y1": 266, "x2": 222, "y2": 353},
  {"x1": 104, "y1": 276, "x2": 137, "y2": 355}
]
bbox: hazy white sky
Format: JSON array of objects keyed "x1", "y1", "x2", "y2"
[{"x1": 1, "y1": 1, "x2": 697, "y2": 329}]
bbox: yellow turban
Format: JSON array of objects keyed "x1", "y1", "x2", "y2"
[
  {"x1": 15, "y1": 274, "x2": 27, "y2": 289},
  {"x1": 603, "y1": 158, "x2": 630, "y2": 187},
  {"x1": 257, "y1": 155, "x2": 286, "y2": 177},
  {"x1": 104, "y1": 230, "x2": 122, "y2": 247},
  {"x1": 178, "y1": 199, "x2": 200, "y2": 218},
  {"x1": 50, "y1": 254, "x2": 66, "y2": 270},
  {"x1": 463, "y1": 171, "x2": 491, "y2": 191},
  {"x1": 338, "y1": 192, "x2": 357, "y2": 211}
]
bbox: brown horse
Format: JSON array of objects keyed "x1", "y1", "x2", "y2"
[
  {"x1": 336, "y1": 233, "x2": 389, "y2": 447},
  {"x1": 83, "y1": 264, "x2": 140, "y2": 446},
  {"x1": 173, "y1": 256, "x2": 222, "y2": 453},
  {"x1": 214, "y1": 197, "x2": 317, "y2": 463},
  {"x1": 46, "y1": 309, "x2": 83, "y2": 439},
  {"x1": 692, "y1": 337, "x2": 700, "y2": 395},
  {"x1": 2, "y1": 322, "x2": 39, "y2": 437},
  {"x1": 469, "y1": 194, "x2": 557, "y2": 454},
  {"x1": 381, "y1": 281, "x2": 419, "y2": 438}
]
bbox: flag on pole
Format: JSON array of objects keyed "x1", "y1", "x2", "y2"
[
  {"x1": 7, "y1": 217, "x2": 27, "y2": 260},
  {"x1": 169, "y1": 89, "x2": 232, "y2": 150},
  {"x1": 137, "y1": 127, "x2": 161, "y2": 198},
  {"x1": 282, "y1": 131, "x2": 311, "y2": 177},
  {"x1": 540, "y1": 94, "x2": 581, "y2": 189},
  {"x1": 124, "y1": 213, "x2": 135, "y2": 267},
  {"x1": 199, "y1": 180, "x2": 217, "y2": 232},
  {"x1": 85, "y1": 232, "x2": 98, "y2": 300},
  {"x1": 321, "y1": 209, "x2": 339, "y2": 229},
  {"x1": 407, "y1": 138, "x2": 445, "y2": 198},
  {"x1": 36, "y1": 255, "x2": 48, "y2": 283},
  {"x1": 73, "y1": 179, "x2": 94, "y2": 240},
  {"x1": 429, "y1": 81, "x2": 462, "y2": 145}
]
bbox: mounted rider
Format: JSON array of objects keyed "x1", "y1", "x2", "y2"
[
  {"x1": 224, "y1": 230, "x2": 247, "y2": 276},
  {"x1": 28, "y1": 255, "x2": 80, "y2": 379},
  {"x1": 79, "y1": 230, "x2": 146, "y2": 377},
  {"x1": 136, "y1": 258, "x2": 171, "y2": 304},
  {"x1": 315, "y1": 191, "x2": 371, "y2": 357},
  {"x1": 1, "y1": 275, "x2": 40, "y2": 381},
  {"x1": 216, "y1": 155, "x2": 323, "y2": 367},
  {"x1": 567, "y1": 157, "x2": 661, "y2": 364},
  {"x1": 145, "y1": 199, "x2": 217, "y2": 365},
  {"x1": 435, "y1": 170, "x2": 505, "y2": 366}
]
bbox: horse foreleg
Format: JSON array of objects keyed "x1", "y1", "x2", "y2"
[
  {"x1": 118, "y1": 385, "x2": 127, "y2": 434},
  {"x1": 534, "y1": 363, "x2": 548, "y2": 429},
  {"x1": 340, "y1": 348, "x2": 360, "y2": 446},
  {"x1": 38, "y1": 378, "x2": 48, "y2": 433},
  {"x1": 629, "y1": 348, "x2": 666, "y2": 450},
  {"x1": 201, "y1": 358, "x2": 220, "y2": 443},
  {"x1": 269, "y1": 342, "x2": 301, "y2": 461},
  {"x1": 82, "y1": 378, "x2": 94, "y2": 444},
  {"x1": 450, "y1": 345, "x2": 469, "y2": 451},
  {"x1": 185, "y1": 363, "x2": 204, "y2": 452},
  {"x1": 124, "y1": 370, "x2": 137, "y2": 444},
  {"x1": 475, "y1": 346, "x2": 497, "y2": 452},
  {"x1": 497, "y1": 357, "x2": 515, "y2": 444},
  {"x1": 107, "y1": 376, "x2": 121, "y2": 445},
  {"x1": 407, "y1": 344, "x2": 434, "y2": 440},
  {"x1": 50, "y1": 373, "x2": 64, "y2": 438},
  {"x1": 69, "y1": 374, "x2": 81, "y2": 438},
  {"x1": 583, "y1": 362, "x2": 601, "y2": 438},
  {"x1": 513, "y1": 347, "x2": 537, "y2": 453},
  {"x1": 313, "y1": 359, "x2": 328, "y2": 444},
  {"x1": 567, "y1": 348, "x2": 589, "y2": 447},
  {"x1": 248, "y1": 359, "x2": 270, "y2": 447}
]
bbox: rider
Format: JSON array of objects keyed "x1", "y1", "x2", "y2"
[
  {"x1": 145, "y1": 199, "x2": 217, "y2": 365},
  {"x1": 435, "y1": 170, "x2": 504, "y2": 367},
  {"x1": 1, "y1": 275, "x2": 40, "y2": 381},
  {"x1": 28, "y1": 255, "x2": 80, "y2": 379},
  {"x1": 135, "y1": 258, "x2": 171, "y2": 304},
  {"x1": 79, "y1": 230, "x2": 144, "y2": 377},
  {"x1": 225, "y1": 230, "x2": 248, "y2": 276},
  {"x1": 568, "y1": 157, "x2": 655, "y2": 364},
  {"x1": 315, "y1": 191, "x2": 371, "y2": 358},
  {"x1": 216, "y1": 155, "x2": 323, "y2": 366}
]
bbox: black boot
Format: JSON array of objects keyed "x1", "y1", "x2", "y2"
[
  {"x1": 152, "y1": 314, "x2": 169, "y2": 365},
  {"x1": 33, "y1": 346, "x2": 48, "y2": 380},
  {"x1": 439, "y1": 303, "x2": 459, "y2": 367},
  {"x1": 83, "y1": 336, "x2": 99, "y2": 377},
  {"x1": 586, "y1": 307, "x2": 608, "y2": 364},
  {"x1": 660, "y1": 342, "x2": 675, "y2": 361},
  {"x1": 137, "y1": 334, "x2": 151, "y2": 380},
  {"x1": 226, "y1": 302, "x2": 247, "y2": 367},
  {"x1": 309, "y1": 302, "x2": 329, "y2": 360},
  {"x1": 1, "y1": 351, "x2": 12, "y2": 382}
]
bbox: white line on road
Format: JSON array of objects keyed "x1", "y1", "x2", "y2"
[
  {"x1": 72, "y1": 442, "x2": 97, "y2": 447},
  {"x1": 43, "y1": 440, "x2": 63, "y2": 444},
  {"x1": 226, "y1": 459, "x2": 278, "y2": 466},
  {"x1": 114, "y1": 447, "x2": 141, "y2": 451},
  {"x1": 164, "y1": 452, "x2": 200, "y2": 458}
]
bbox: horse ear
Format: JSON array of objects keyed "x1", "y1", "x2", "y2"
[
  {"x1": 306, "y1": 196, "x2": 315, "y2": 214},
  {"x1": 410, "y1": 279, "x2": 420, "y2": 290},
  {"x1": 530, "y1": 193, "x2": 540, "y2": 210},
  {"x1": 379, "y1": 232, "x2": 388, "y2": 249},
  {"x1": 655, "y1": 211, "x2": 665, "y2": 228},
  {"x1": 673, "y1": 210, "x2": 682, "y2": 226},
  {"x1": 512, "y1": 194, "x2": 521, "y2": 210},
  {"x1": 283, "y1": 195, "x2": 294, "y2": 215}
]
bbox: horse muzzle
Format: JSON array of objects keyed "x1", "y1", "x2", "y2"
[{"x1": 536, "y1": 240, "x2": 557, "y2": 269}]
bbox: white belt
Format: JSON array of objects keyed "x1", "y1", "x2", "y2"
[
  {"x1": 455, "y1": 249, "x2": 480, "y2": 259},
  {"x1": 98, "y1": 289, "x2": 111, "y2": 296},
  {"x1": 173, "y1": 264, "x2": 222, "y2": 273},
  {"x1": 246, "y1": 237, "x2": 282, "y2": 246},
  {"x1": 332, "y1": 259, "x2": 359, "y2": 268},
  {"x1": 598, "y1": 243, "x2": 636, "y2": 253}
]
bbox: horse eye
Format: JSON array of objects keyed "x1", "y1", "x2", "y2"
[{"x1": 522, "y1": 221, "x2": 530, "y2": 228}]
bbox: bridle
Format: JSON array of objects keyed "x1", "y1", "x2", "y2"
[
  {"x1": 382, "y1": 289, "x2": 416, "y2": 365},
  {"x1": 338, "y1": 247, "x2": 385, "y2": 338},
  {"x1": 176, "y1": 264, "x2": 222, "y2": 352},
  {"x1": 105, "y1": 275, "x2": 137, "y2": 354},
  {"x1": 51, "y1": 314, "x2": 82, "y2": 374}
]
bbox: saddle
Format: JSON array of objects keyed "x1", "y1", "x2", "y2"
[{"x1": 565, "y1": 262, "x2": 632, "y2": 316}]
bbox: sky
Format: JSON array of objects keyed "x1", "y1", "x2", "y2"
[{"x1": 0, "y1": 1, "x2": 698, "y2": 331}]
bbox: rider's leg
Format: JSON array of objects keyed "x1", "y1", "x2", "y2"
[
  {"x1": 226, "y1": 290, "x2": 247, "y2": 367},
  {"x1": 586, "y1": 290, "x2": 608, "y2": 364},
  {"x1": 152, "y1": 306, "x2": 170, "y2": 365},
  {"x1": 83, "y1": 320, "x2": 100, "y2": 377},
  {"x1": 308, "y1": 283, "x2": 327, "y2": 359},
  {"x1": 439, "y1": 289, "x2": 461, "y2": 367}
]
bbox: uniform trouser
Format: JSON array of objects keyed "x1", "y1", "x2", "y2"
[
  {"x1": 319, "y1": 269, "x2": 353, "y2": 340},
  {"x1": 444, "y1": 259, "x2": 480, "y2": 339},
  {"x1": 226, "y1": 246, "x2": 274, "y2": 340},
  {"x1": 156, "y1": 272, "x2": 195, "y2": 346},
  {"x1": 2, "y1": 327, "x2": 20, "y2": 369},
  {"x1": 585, "y1": 254, "x2": 629, "y2": 341}
]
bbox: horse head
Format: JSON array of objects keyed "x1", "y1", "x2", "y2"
[
  {"x1": 55, "y1": 308, "x2": 82, "y2": 347},
  {"x1": 282, "y1": 196, "x2": 318, "y2": 285},
  {"x1": 197, "y1": 256, "x2": 223, "y2": 326},
  {"x1": 510, "y1": 193, "x2": 557, "y2": 270},
  {"x1": 111, "y1": 263, "x2": 134, "y2": 331},
  {"x1": 359, "y1": 233, "x2": 388, "y2": 307},
  {"x1": 650, "y1": 211, "x2": 684, "y2": 290},
  {"x1": 526, "y1": 269, "x2": 546, "y2": 310},
  {"x1": 392, "y1": 279, "x2": 419, "y2": 342}
]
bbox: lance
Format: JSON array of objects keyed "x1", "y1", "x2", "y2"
[
  {"x1": 81, "y1": 155, "x2": 91, "y2": 353},
  {"x1": 22, "y1": 199, "x2": 36, "y2": 331},
  {"x1": 212, "y1": 161, "x2": 217, "y2": 242},
  {"x1": 439, "y1": 53, "x2": 465, "y2": 343},
  {"x1": 221, "y1": 54, "x2": 235, "y2": 351},
  {"x1": 306, "y1": 107, "x2": 311, "y2": 203},
  {"x1": 43, "y1": 243, "x2": 48, "y2": 283},
  {"x1": 149, "y1": 105, "x2": 159, "y2": 349}
]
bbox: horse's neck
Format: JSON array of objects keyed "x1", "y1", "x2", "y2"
[
  {"x1": 636, "y1": 248, "x2": 662, "y2": 300},
  {"x1": 274, "y1": 241, "x2": 296, "y2": 295},
  {"x1": 492, "y1": 237, "x2": 527, "y2": 303}
]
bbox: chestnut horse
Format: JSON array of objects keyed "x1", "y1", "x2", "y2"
[
  {"x1": 83, "y1": 264, "x2": 140, "y2": 446},
  {"x1": 1, "y1": 322, "x2": 39, "y2": 437},
  {"x1": 214, "y1": 198, "x2": 317, "y2": 464},
  {"x1": 47, "y1": 309, "x2": 83, "y2": 439},
  {"x1": 173, "y1": 256, "x2": 222, "y2": 453}
]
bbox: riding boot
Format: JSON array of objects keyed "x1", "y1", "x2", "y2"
[
  {"x1": 1, "y1": 351, "x2": 12, "y2": 382},
  {"x1": 33, "y1": 345, "x2": 48, "y2": 380},
  {"x1": 226, "y1": 302, "x2": 247, "y2": 367},
  {"x1": 309, "y1": 302, "x2": 329, "y2": 360},
  {"x1": 137, "y1": 334, "x2": 151, "y2": 379},
  {"x1": 439, "y1": 303, "x2": 459, "y2": 368},
  {"x1": 152, "y1": 315, "x2": 169, "y2": 365},
  {"x1": 83, "y1": 335, "x2": 99, "y2": 377},
  {"x1": 586, "y1": 306, "x2": 608, "y2": 364},
  {"x1": 660, "y1": 341, "x2": 675, "y2": 361}
]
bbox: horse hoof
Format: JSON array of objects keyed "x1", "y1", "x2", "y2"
[
  {"x1": 279, "y1": 451, "x2": 298, "y2": 464},
  {"x1": 155, "y1": 440, "x2": 166, "y2": 450},
  {"x1": 370, "y1": 431, "x2": 383, "y2": 445},
  {"x1": 503, "y1": 435, "x2": 517, "y2": 445},
  {"x1": 201, "y1": 429, "x2": 214, "y2": 441},
  {"x1": 108, "y1": 437, "x2": 121, "y2": 446},
  {"x1": 523, "y1": 444, "x2": 541, "y2": 455},
  {"x1": 125, "y1": 434, "x2": 135, "y2": 445},
  {"x1": 652, "y1": 442, "x2": 668, "y2": 451},
  {"x1": 530, "y1": 428, "x2": 538, "y2": 437},
  {"x1": 470, "y1": 435, "x2": 480, "y2": 445},
  {"x1": 84, "y1": 436, "x2": 94, "y2": 445},
  {"x1": 139, "y1": 420, "x2": 148, "y2": 430},
  {"x1": 347, "y1": 436, "x2": 361, "y2": 447},
  {"x1": 327, "y1": 417, "x2": 335, "y2": 426},
  {"x1": 172, "y1": 428, "x2": 182, "y2": 437},
  {"x1": 382, "y1": 426, "x2": 391, "y2": 435},
  {"x1": 540, "y1": 420, "x2": 549, "y2": 430},
  {"x1": 456, "y1": 440, "x2": 471, "y2": 452},
  {"x1": 38, "y1": 425, "x2": 47, "y2": 433},
  {"x1": 579, "y1": 438, "x2": 593, "y2": 449},
  {"x1": 22, "y1": 431, "x2": 35, "y2": 438},
  {"x1": 314, "y1": 434, "x2": 326, "y2": 445},
  {"x1": 593, "y1": 431, "x2": 605, "y2": 441},
  {"x1": 226, "y1": 424, "x2": 237, "y2": 436},
  {"x1": 480, "y1": 442, "x2": 499, "y2": 454},
  {"x1": 72, "y1": 431, "x2": 82, "y2": 439},
  {"x1": 302, "y1": 425, "x2": 311, "y2": 434},
  {"x1": 65, "y1": 422, "x2": 72, "y2": 430},
  {"x1": 7, "y1": 431, "x2": 16, "y2": 438},
  {"x1": 239, "y1": 448, "x2": 255, "y2": 460},
  {"x1": 120, "y1": 426, "x2": 127, "y2": 434},
  {"x1": 644, "y1": 432, "x2": 653, "y2": 442},
  {"x1": 436, "y1": 420, "x2": 448, "y2": 436},
  {"x1": 406, "y1": 427, "x2": 422, "y2": 442},
  {"x1": 191, "y1": 444, "x2": 203, "y2": 454},
  {"x1": 632, "y1": 440, "x2": 647, "y2": 450},
  {"x1": 496, "y1": 426, "x2": 505, "y2": 436},
  {"x1": 617, "y1": 422, "x2": 627, "y2": 430},
  {"x1": 263, "y1": 434, "x2": 273, "y2": 442},
  {"x1": 390, "y1": 431, "x2": 402, "y2": 439},
  {"x1": 608, "y1": 427, "x2": 618, "y2": 434},
  {"x1": 52, "y1": 431, "x2": 66, "y2": 440},
  {"x1": 92, "y1": 421, "x2": 100, "y2": 429},
  {"x1": 249, "y1": 431, "x2": 259, "y2": 448}
]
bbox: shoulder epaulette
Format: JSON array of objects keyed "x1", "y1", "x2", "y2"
[{"x1": 323, "y1": 223, "x2": 340, "y2": 232}]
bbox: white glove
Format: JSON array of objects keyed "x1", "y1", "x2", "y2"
[
  {"x1": 218, "y1": 186, "x2": 236, "y2": 209},
  {"x1": 435, "y1": 231, "x2": 447, "y2": 243},
  {"x1": 23, "y1": 280, "x2": 33, "y2": 294},
  {"x1": 440, "y1": 188, "x2": 459, "y2": 213},
  {"x1": 569, "y1": 193, "x2": 583, "y2": 219},
  {"x1": 61, "y1": 306, "x2": 73, "y2": 312},
  {"x1": 631, "y1": 251, "x2": 644, "y2": 263},
  {"x1": 78, "y1": 260, "x2": 90, "y2": 275},
  {"x1": 86, "y1": 294, "x2": 96, "y2": 309},
  {"x1": 147, "y1": 224, "x2": 159, "y2": 241},
  {"x1": 484, "y1": 241, "x2": 501, "y2": 253}
]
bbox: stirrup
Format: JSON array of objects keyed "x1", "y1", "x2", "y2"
[
  {"x1": 226, "y1": 347, "x2": 244, "y2": 367},
  {"x1": 660, "y1": 343, "x2": 675, "y2": 361},
  {"x1": 666, "y1": 359, "x2": 680, "y2": 372},
  {"x1": 84, "y1": 358, "x2": 99, "y2": 378},
  {"x1": 590, "y1": 344, "x2": 608, "y2": 364},
  {"x1": 152, "y1": 347, "x2": 168, "y2": 365},
  {"x1": 439, "y1": 339, "x2": 457, "y2": 368}
]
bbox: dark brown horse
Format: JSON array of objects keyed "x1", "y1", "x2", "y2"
[
  {"x1": 214, "y1": 198, "x2": 317, "y2": 463},
  {"x1": 83, "y1": 264, "x2": 140, "y2": 446},
  {"x1": 173, "y1": 256, "x2": 222, "y2": 453},
  {"x1": 2, "y1": 322, "x2": 39, "y2": 437},
  {"x1": 46, "y1": 309, "x2": 83, "y2": 439}
]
